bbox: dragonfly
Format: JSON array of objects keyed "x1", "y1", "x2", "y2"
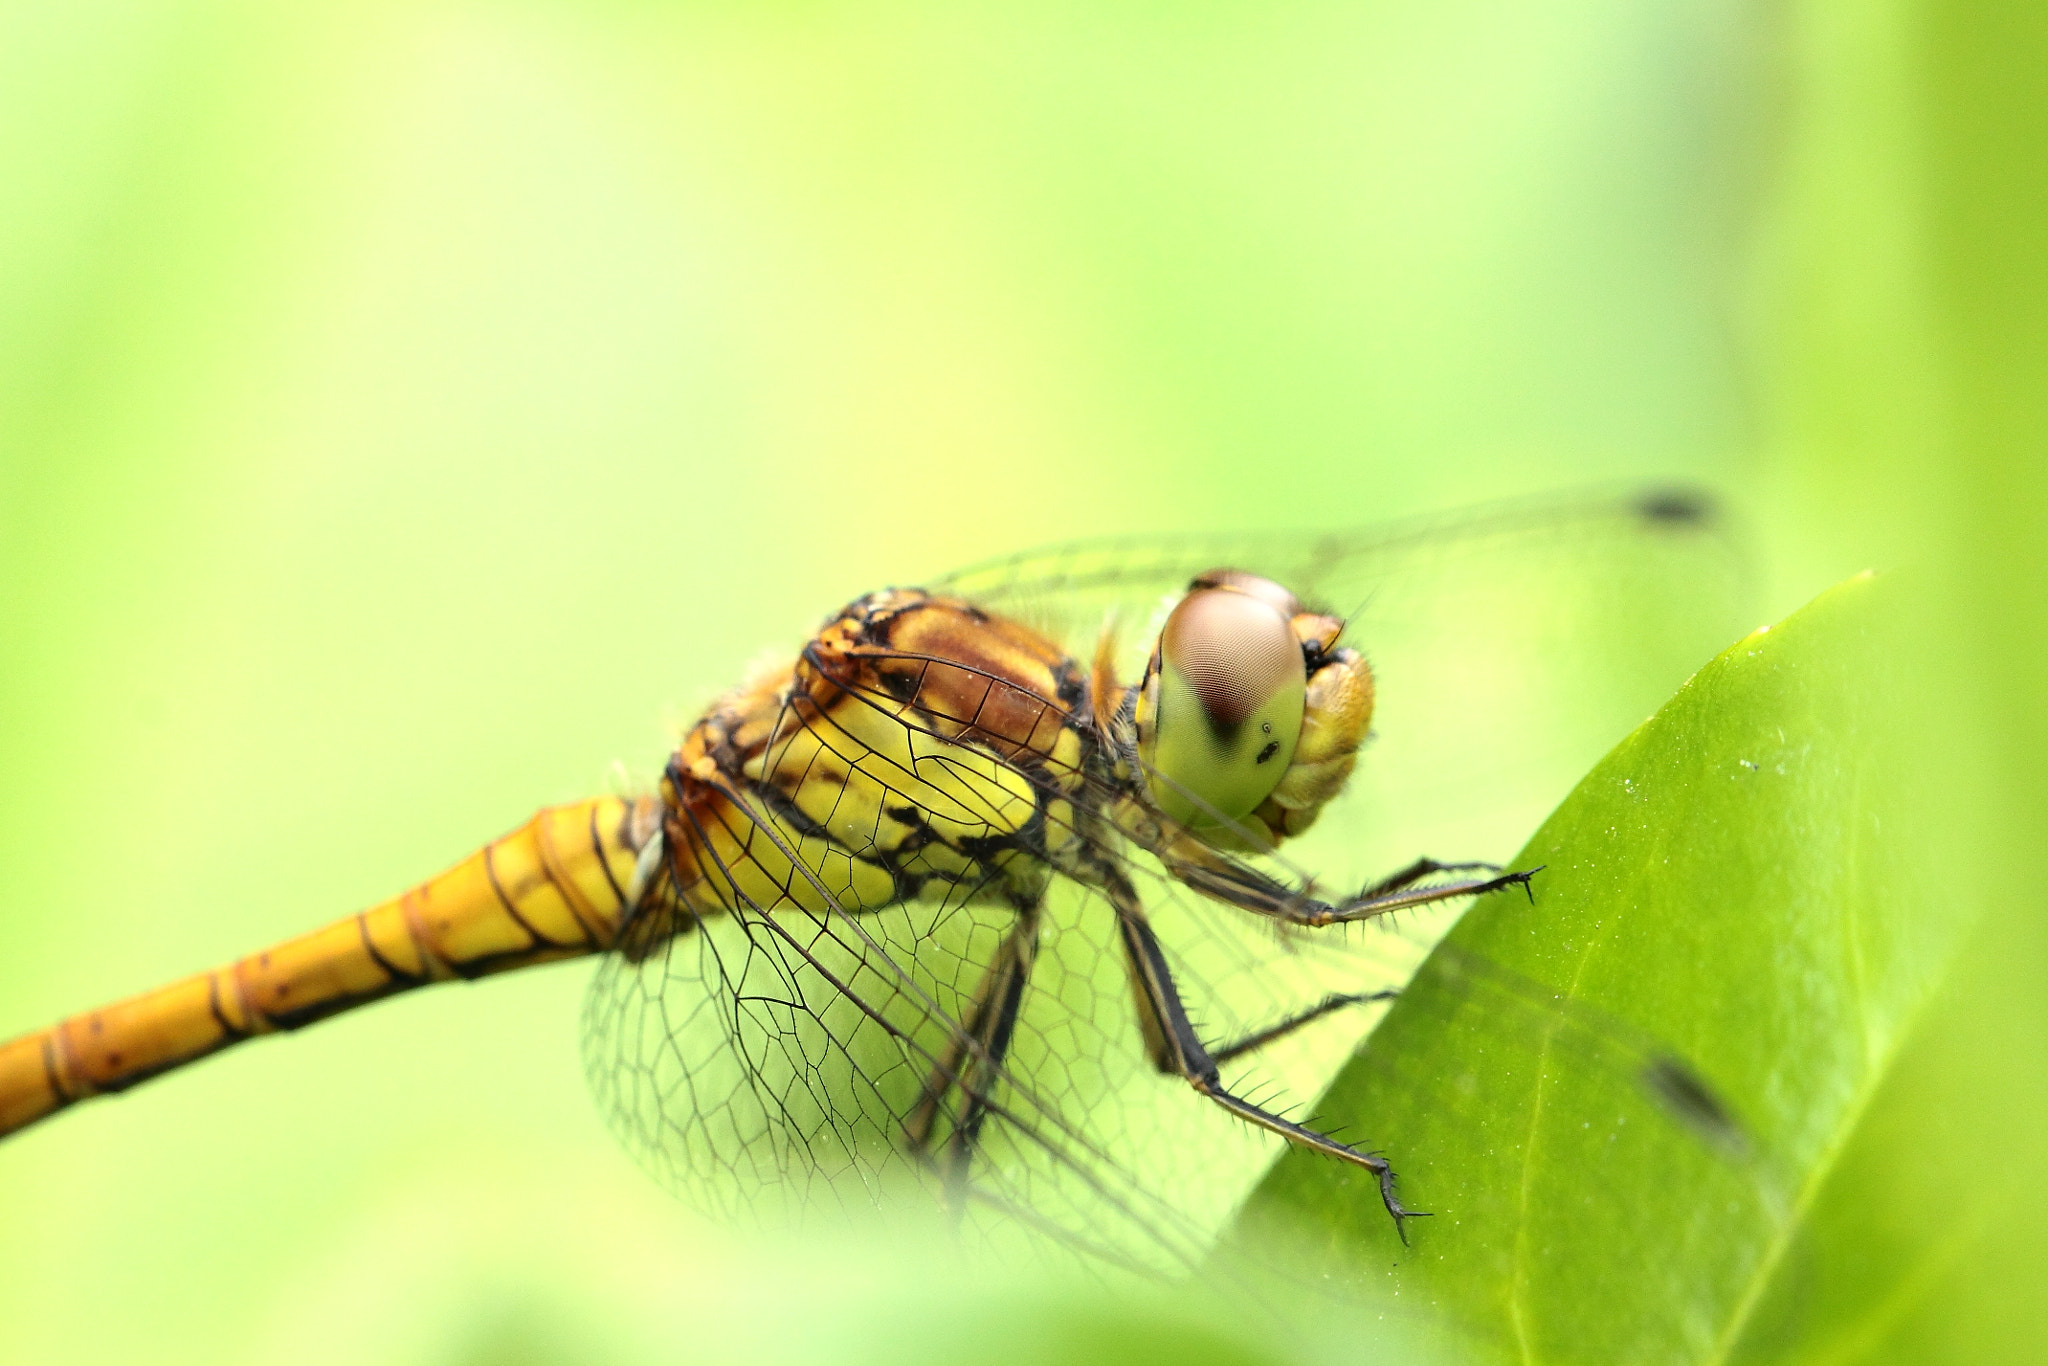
[{"x1": 0, "y1": 488, "x2": 1745, "y2": 1275}]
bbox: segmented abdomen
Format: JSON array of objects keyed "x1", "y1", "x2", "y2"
[{"x1": 0, "y1": 795, "x2": 659, "y2": 1139}]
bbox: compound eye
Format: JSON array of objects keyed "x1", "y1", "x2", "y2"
[
  {"x1": 1139, "y1": 587, "x2": 1307, "y2": 832},
  {"x1": 1186, "y1": 568, "x2": 1301, "y2": 620}
]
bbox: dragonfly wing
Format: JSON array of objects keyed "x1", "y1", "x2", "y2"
[
  {"x1": 579, "y1": 630, "x2": 1452, "y2": 1273},
  {"x1": 583, "y1": 864, "x2": 931, "y2": 1227},
  {"x1": 932, "y1": 485, "x2": 1734, "y2": 664},
  {"x1": 581, "y1": 839, "x2": 1242, "y2": 1271},
  {"x1": 578, "y1": 736, "x2": 1720, "y2": 1275},
  {"x1": 939, "y1": 487, "x2": 1757, "y2": 1190},
  {"x1": 942, "y1": 485, "x2": 1749, "y2": 884}
]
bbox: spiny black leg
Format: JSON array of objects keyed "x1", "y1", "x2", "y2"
[
  {"x1": 1309, "y1": 864, "x2": 1543, "y2": 925},
  {"x1": 1210, "y1": 990, "x2": 1400, "y2": 1066},
  {"x1": 948, "y1": 944, "x2": 1030, "y2": 1181},
  {"x1": 1358, "y1": 858, "x2": 1505, "y2": 900},
  {"x1": 903, "y1": 904, "x2": 1039, "y2": 1186},
  {"x1": 1161, "y1": 839, "x2": 1542, "y2": 928},
  {"x1": 1113, "y1": 895, "x2": 1427, "y2": 1242}
]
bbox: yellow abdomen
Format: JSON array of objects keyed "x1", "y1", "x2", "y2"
[{"x1": 0, "y1": 795, "x2": 658, "y2": 1140}]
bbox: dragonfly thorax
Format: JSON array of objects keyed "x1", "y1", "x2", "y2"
[{"x1": 638, "y1": 590, "x2": 1109, "y2": 949}]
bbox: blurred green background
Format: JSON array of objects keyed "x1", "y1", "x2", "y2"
[{"x1": 1, "y1": 0, "x2": 2040, "y2": 1362}]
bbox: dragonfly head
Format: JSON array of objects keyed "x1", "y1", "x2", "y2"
[{"x1": 1135, "y1": 570, "x2": 1365, "y2": 847}]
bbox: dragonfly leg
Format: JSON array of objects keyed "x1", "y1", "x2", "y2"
[
  {"x1": 902, "y1": 901, "x2": 1041, "y2": 1187},
  {"x1": 1163, "y1": 839, "x2": 1540, "y2": 928},
  {"x1": 1310, "y1": 865, "x2": 1539, "y2": 923},
  {"x1": 1359, "y1": 857, "x2": 1506, "y2": 899},
  {"x1": 1111, "y1": 888, "x2": 1425, "y2": 1243},
  {"x1": 1209, "y1": 989, "x2": 1400, "y2": 1066}
]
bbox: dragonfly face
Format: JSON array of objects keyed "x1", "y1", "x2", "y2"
[{"x1": 1132, "y1": 574, "x2": 1368, "y2": 850}]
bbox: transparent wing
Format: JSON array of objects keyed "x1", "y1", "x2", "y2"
[
  {"x1": 580, "y1": 635, "x2": 1456, "y2": 1274},
  {"x1": 581, "y1": 814, "x2": 1363, "y2": 1271},
  {"x1": 581, "y1": 851, "x2": 1184, "y2": 1273},
  {"x1": 940, "y1": 485, "x2": 1759, "y2": 1220},
  {"x1": 932, "y1": 485, "x2": 1729, "y2": 661},
  {"x1": 938, "y1": 485, "x2": 1751, "y2": 883},
  {"x1": 581, "y1": 801, "x2": 1474, "y2": 1274}
]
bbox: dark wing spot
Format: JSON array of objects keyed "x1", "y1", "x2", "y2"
[
  {"x1": 1635, "y1": 486, "x2": 1717, "y2": 527},
  {"x1": 1642, "y1": 1054, "x2": 1749, "y2": 1158}
]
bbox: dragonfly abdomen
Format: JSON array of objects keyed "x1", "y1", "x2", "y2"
[{"x1": 0, "y1": 795, "x2": 659, "y2": 1140}]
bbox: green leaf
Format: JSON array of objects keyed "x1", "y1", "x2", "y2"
[{"x1": 1228, "y1": 571, "x2": 1977, "y2": 1362}]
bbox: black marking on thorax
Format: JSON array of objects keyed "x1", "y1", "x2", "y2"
[{"x1": 711, "y1": 589, "x2": 1104, "y2": 909}]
